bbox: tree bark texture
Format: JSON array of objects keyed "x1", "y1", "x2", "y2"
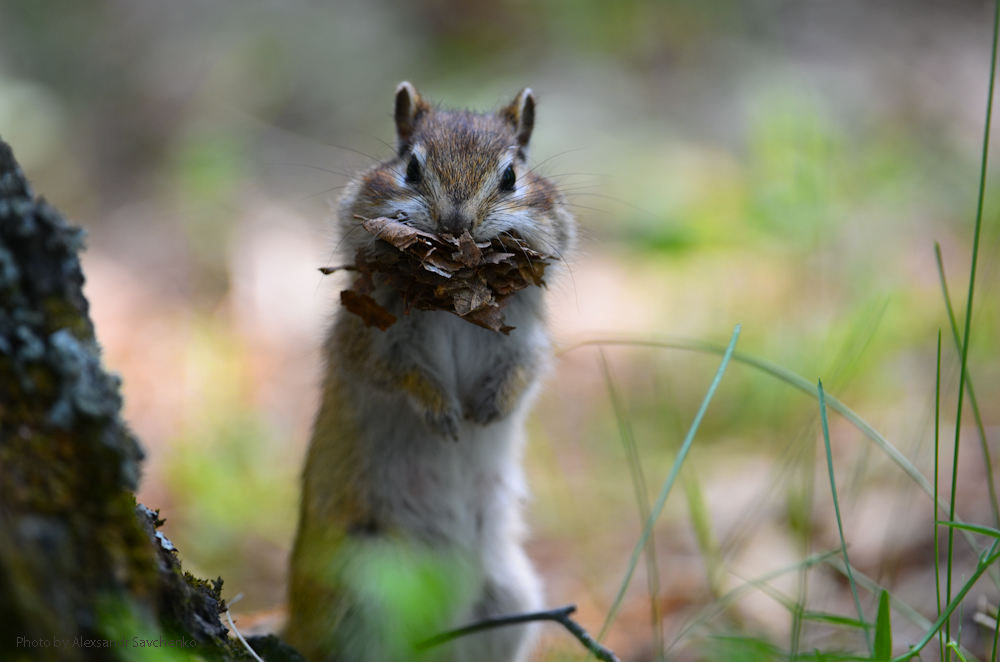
[{"x1": 0, "y1": 136, "x2": 290, "y2": 661}]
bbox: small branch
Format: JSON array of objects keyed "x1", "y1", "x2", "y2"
[
  {"x1": 415, "y1": 604, "x2": 621, "y2": 662},
  {"x1": 224, "y1": 593, "x2": 265, "y2": 662}
]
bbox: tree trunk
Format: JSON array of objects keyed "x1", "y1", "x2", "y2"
[{"x1": 0, "y1": 137, "x2": 298, "y2": 662}]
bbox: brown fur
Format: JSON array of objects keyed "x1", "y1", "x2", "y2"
[{"x1": 286, "y1": 84, "x2": 576, "y2": 662}]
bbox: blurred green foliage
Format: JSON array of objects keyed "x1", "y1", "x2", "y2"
[
  {"x1": 163, "y1": 321, "x2": 297, "y2": 605},
  {"x1": 342, "y1": 541, "x2": 476, "y2": 657},
  {"x1": 703, "y1": 634, "x2": 782, "y2": 662}
]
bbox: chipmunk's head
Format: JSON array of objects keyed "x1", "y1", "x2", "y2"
[{"x1": 347, "y1": 82, "x2": 574, "y2": 257}]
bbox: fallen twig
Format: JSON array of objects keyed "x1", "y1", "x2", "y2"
[
  {"x1": 415, "y1": 604, "x2": 621, "y2": 662},
  {"x1": 224, "y1": 593, "x2": 265, "y2": 662}
]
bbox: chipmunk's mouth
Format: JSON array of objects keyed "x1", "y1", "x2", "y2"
[{"x1": 336, "y1": 215, "x2": 553, "y2": 334}]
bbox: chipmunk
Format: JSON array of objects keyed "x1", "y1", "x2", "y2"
[{"x1": 285, "y1": 82, "x2": 576, "y2": 662}]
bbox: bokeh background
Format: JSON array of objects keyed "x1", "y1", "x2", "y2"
[{"x1": 2, "y1": 1, "x2": 1000, "y2": 659}]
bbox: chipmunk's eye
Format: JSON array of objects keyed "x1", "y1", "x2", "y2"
[
  {"x1": 499, "y1": 165, "x2": 516, "y2": 192},
  {"x1": 405, "y1": 157, "x2": 421, "y2": 185}
]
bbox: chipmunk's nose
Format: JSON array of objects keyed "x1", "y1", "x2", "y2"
[{"x1": 440, "y1": 211, "x2": 472, "y2": 235}]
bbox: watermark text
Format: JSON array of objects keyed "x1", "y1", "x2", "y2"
[{"x1": 16, "y1": 635, "x2": 198, "y2": 649}]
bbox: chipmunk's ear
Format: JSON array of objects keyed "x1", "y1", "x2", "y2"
[
  {"x1": 394, "y1": 82, "x2": 429, "y2": 153},
  {"x1": 500, "y1": 88, "x2": 535, "y2": 152}
]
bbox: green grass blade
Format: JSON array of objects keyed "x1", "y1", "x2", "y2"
[
  {"x1": 934, "y1": 245, "x2": 1000, "y2": 529},
  {"x1": 824, "y1": 549, "x2": 984, "y2": 662},
  {"x1": 598, "y1": 349, "x2": 664, "y2": 659},
  {"x1": 821, "y1": 297, "x2": 888, "y2": 394},
  {"x1": 731, "y1": 561, "x2": 958, "y2": 660},
  {"x1": 948, "y1": 642, "x2": 973, "y2": 662},
  {"x1": 730, "y1": 568, "x2": 797, "y2": 612},
  {"x1": 561, "y1": 336, "x2": 999, "y2": 587},
  {"x1": 823, "y1": 558, "x2": 930, "y2": 630},
  {"x1": 790, "y1": 548, "x2": 809, "y2": 660},
  {"x1": 949, "y1": 0, "x2": 1000, "y2": 651},
  {"x1": 992, "y1": 599, "x2": 999, "y2": 662},
  {"x1": 819, "y1": 379, "x2": 873, "y2": 655},
  {"x1": 720, "y1": 425, "x2": 812, "y2": 558},
  {"x1": 889, "y1": 540, "x2": 1000, "y2": 661},
  {"x1": 596, "y1": 325, "x2": 741, "y2": 646},
  {"x1": 790, "y1": 422, "x2": 820, "y2": 659},
  {"x1": 682, "y1": 467, "x2": 726, "y2": 600},
  {"x1": 936, "y1": 521, "x2": 1000, "y2": 538},
  {"x1": 793, "y1": 654, "x2": 873, "y2": 662},
  {"x1": 726, "y1": 561, "x2": 871, "y2": 626},
  {"x1": 561, "y1": 338, "x2": 932, "y2": 496},
  {"x1": 802, "y1": 612, "x2": 867, "y2": 630},
  {"x1": 874, "y1": 590, "x2": 892, "y2": 661},
  {"x1": 708, "y1": 634, "x2": 784, "y2": 661},
  {"x1": 666, "y1": 550, "x2": 842, "y2": 656},
  {"x1": 935, "y1": 329, "x2": 945, "y2": 662},
  {"x1": 957, "y1": 587, "x2": 966, "y2": 661}
]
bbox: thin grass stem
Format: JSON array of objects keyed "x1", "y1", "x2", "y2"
[
  {"x1": 948, "y1": 641, "x2": 973, "y2": 662},
  {"x1": 823, "y1": 558, "x2": 931, "y2": 631},
  {"x1": 819, "y1": 380, "x2": 873, "y2": 655},
  {"x1": 823, "y1": 556, "x2": 981, "y2": 662},
  {"x1": 936, "y1": 329, "x2": 945, "y2": 662},
  {"x1": 949, "y1": 0, "x2": 1000, "y2": 653},
  {"x1": 595, "y1": 325, "x2": 741, "y2": 648},
  {"x1": 791, "y1": 429, "x2": 818, "y2": 661},
  {"x1": 598, "y1": 350, "x2": 664, "y2": 659},
  {"x1": 790, "y1": 570, "x2": 807, "y2": 660},
  {"x1": 682, "y1": 468, "x2": 726, "y2": 601},
  {"x1": 666, "y1": 550, "x2": 841, "y2": 656},
  {"x1": 992, "y1": 599, "x2": 999, "y2": 662},
  {"x1": 560, "y1": 336, "x2": 1000, "y2": 588},
  {"x1": 888, "y1": 540, "x2": 1000, "y2": 661},
  {"x1": 890, "y1": 541, "x2": 1000, "y2": 662},
  {"x1": 727, "y1": 571, "x2": 795, "y2": 612},
  {"x1": 958, "y1": 588, "x2": 967, "y2": 657},
  {"x1": 787, "y1": 302, "x2": 885, "y2": 660},
  {"x1": 935, "y1": 245, "x2": 1000, "y2": 529},
  {"x1": 938, "y1": 521, "x2": 1000, "y2": 538}
]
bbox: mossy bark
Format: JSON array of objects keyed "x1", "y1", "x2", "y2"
[{"x1": 0, "y1": 137, "x2": 296, "y2": 661}]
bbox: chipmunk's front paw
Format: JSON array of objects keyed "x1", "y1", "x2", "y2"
[
  {"x1": 467, "y1": 367, "x2": 528, "y2": 426},
  {"x1": 424, "y1": 405, "x2": 461, "y2": 441},
  {"x1": 467, "y1": 391, "x2": 505, "y2": 426}
]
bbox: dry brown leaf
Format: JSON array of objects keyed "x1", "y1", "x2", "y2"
[
  {"x1": 326, "y1": 215, "x2": 552, "y2": 334},
  {"x1": 457, "y1": 231, "x2": 483, "y2": 267},
  {"x1": 340, "y1": 290, "x2": 397, "y2": 331},
  {"x1": 361, "y1": 216, "x2": 436, "y2": 251}
]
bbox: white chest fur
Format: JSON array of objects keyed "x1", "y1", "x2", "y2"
[{"x1": 350, "y1": 290, "x2": 548, "y2": 553}]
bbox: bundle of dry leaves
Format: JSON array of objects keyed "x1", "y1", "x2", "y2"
[{"x1": 321, "y1": 215, "x2": 551, "y2": 334}]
